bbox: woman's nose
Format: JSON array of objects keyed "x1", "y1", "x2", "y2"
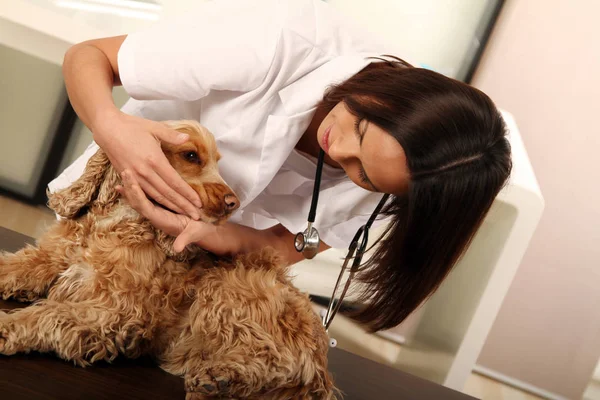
[{"x1": 329, "y1": 133, "x2": 359, "y2": 162}]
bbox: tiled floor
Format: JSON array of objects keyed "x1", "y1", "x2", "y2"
[{"x1": 0, "y1": 193, "x2": 548, "y2": 400}]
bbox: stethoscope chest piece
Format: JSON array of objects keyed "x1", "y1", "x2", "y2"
[{"x1": 294, "y1": 222, "x2": 320, "y2": 259}]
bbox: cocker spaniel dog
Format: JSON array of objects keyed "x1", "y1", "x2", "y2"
[{"x1": 0, "y1": 120, "x2": 335, "y2": 399}]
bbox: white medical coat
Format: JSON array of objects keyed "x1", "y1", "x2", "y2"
[{"x1": 49, "y1": 0, "x2": 393, "y2": 248}]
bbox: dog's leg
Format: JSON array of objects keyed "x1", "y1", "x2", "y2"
[
  {"x1": 0, "y1": 246, "x2": 63, "y2": 302},
  {"x1": 0, "y1": 221, "x2": 83, "y2": 302},
  {"x1": 0, "y1": 299, "x2": 135, "y2": 366},
  {"x1": 162, "y1": 323, "x2": 284, "y2": 399},
  {"x1": 164, "y1": 261, "x2": 335, "y2": 400}
]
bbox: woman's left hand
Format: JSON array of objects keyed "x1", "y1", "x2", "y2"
[
  {"x1": 116, "y1": 170, "x2": 230, "y2": 254},
  {"x1": 117, "y1": 171, "x2": 327, "y2": 263}
]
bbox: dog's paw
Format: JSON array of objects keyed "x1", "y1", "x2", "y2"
[
  {"x1": 186, "y1": 367, "x2": 236, "y2": 398},
  {"x1": 116, "y1": 324, "x2": 146, "y2": 357},
  {"x1": 12, "y1": 290, "x2": 39, "y2": 303},
  {"x1": 0, "y1": 288, "x2": 39, "y2": 303}
]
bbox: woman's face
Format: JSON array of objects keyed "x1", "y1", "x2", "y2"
[{"x1": 317, "y1": 102, "x2": 409, "y2": 195}]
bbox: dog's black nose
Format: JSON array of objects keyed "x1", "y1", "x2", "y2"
[{"x1": 224, "y1": 194, "x2": 239, "y2": 211}]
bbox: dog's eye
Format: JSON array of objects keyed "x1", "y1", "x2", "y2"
[{"x1": 182, "y1": 151, "x2": 201, "y2": 164}]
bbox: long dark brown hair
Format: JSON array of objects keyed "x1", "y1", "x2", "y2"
[{"x1": 317, "y1": 56, "x2": 512, "y2": 332}]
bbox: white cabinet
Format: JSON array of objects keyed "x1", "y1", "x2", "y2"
[
  {"x1": 0, "y1": 43, "x2": 65, "y2": 198},
  {"x1": 0, "y1": 0, "x2": 135, "y2": 200}
]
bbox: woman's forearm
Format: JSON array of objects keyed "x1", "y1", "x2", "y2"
[
  {"x1": 215, "y1": 223, "x2": 293, "y2": 263},
  {"x1": 62, "y1": 36, "x2": 125, "y2": 133},
  {"x1": 216, "y1": 223, "x2": 328, "y2": 265}
]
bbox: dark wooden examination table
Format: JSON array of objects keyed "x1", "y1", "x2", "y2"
[{"x1": 0, "y1": 226, "x2": 477, "y2": 400}]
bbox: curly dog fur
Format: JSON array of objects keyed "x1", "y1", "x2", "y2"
[{"x1": 0, "y1": 120, "x2": 335, "y2": 399}]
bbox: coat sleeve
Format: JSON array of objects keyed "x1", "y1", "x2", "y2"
[{"x1": 117, "y1": 0, "x2": 284, "y2": 101}]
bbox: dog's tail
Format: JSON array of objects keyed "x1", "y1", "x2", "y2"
[{"x1": 47, "y1": 149, "x2": 118, "y2": 219}]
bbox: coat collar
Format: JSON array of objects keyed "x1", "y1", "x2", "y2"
[{"x1": 249, "y1": 54, "x2": 374, "y2": 202}]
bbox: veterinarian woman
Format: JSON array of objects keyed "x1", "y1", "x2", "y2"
[{"x1": 50, "y1": 0, "x2": 512, "y2": 332}]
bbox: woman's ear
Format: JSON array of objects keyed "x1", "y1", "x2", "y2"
[{"x1": 47, "y1": 149, "x2": 112, "y2": 218}]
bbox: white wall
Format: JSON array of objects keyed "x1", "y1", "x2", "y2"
[
  {"x1": 20, "y1": 0, "x2": 155, "y2": 35},
  {"x1": 472, "y1": 1, "x2": 600, "y2": 399},
  {"x1": 326, "y1": 0, "x2": 491, "y2": 78}
]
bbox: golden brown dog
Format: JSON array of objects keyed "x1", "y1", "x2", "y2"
[{"x1": 0, "y1": 120, "x2": 335, "y2": 399}]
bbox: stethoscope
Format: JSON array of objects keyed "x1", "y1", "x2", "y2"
[{"x1": 294, "y1": 149, "x2": 390, "y2": 347}]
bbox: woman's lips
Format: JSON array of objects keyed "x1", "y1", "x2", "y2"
[{"x1": 323, "y1": 125, "x2": 332, "y2": 153}]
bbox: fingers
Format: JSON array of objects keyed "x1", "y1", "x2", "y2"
[
  {"x1": 117, "y1": 171, "x2": 188, "y2": 236},
  {"x1": 154, "y1": 126, "x2": 189, "y2": 145},
  {"x1": 136, "y1": 173, "x2": 199, "y2": 219},
  {"x1": 151, "y1": 156, "x2": 203, "y2": 210},
  {"x1": 119, "y1": 172, "x2": 214, "y2": 255},
  {"x1": 151, "y1": 126, "x2": 203, "y2": 210},
  {"x1": 116, "y1": 171, "x2": 157, "y2": 218},
  {"x1": 134, "y1": 154, "x2": 202, "y2": 218},
  {"x1": 134, "y1": 175, "x2": 186, "y2": 215},
  {"x1": 173, "y1": 222, "x2": 208, "y2": 253},
  {"x1": 173, "y1": 234, "x2": 191, "y2": 253}
]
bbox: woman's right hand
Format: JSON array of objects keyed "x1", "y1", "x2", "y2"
[
  {"x1": 93, "y1": 109, "x2": 202, "y2": 220},
  {"x1": 62, "y1": 36, "x2": 201, "y2": 220}
]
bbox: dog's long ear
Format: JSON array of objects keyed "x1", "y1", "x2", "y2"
[
  {"x1": 47, "y1": 149, "x2": 112, "y2": 218},
  {"x1": 95, "y1": 154, "x2": 121, "y2": 209}
]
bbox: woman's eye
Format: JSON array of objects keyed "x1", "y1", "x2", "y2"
[
  {"x1": 354, "y1": 119, "x2": 365, "y2": 143},
  {"x1": 182, "y1": 151, "x2": 201, "y2": 164},
  {"x1": 358, "y1": 167, "x2": 369, "y2": 184}
]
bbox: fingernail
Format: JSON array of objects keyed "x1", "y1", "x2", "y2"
[
  {"x1": 177, "y1": 133, "x2": 189, "y2": 142},
  {"x1": 194, "y1": 200, "x2": 202, "y2": 208}
]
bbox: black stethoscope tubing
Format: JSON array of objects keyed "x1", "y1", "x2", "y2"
[{"x1": 294, "y1": 149, "x2": 390, "y2": 333}]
